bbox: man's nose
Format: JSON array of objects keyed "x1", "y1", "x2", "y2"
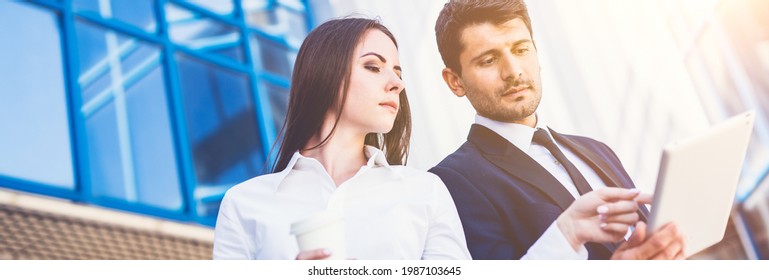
[{"x1": 500, "y1": 54, "x2": 524, "y2": 81}]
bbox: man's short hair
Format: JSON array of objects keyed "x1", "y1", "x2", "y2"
[{"x1": 435, "y1": 0, "x2": 533, "y2": 75}]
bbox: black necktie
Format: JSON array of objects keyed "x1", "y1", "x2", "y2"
[{"x1": 532, "y1": 128, "x2": 593, "y2": 195}]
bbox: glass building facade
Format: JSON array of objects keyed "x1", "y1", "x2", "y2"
[{"x1": 0, "y1": 0, "x2": 328, "y2": 226}]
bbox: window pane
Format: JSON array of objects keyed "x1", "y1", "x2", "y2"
[
  {"x1": 244, "y1": 0, "x2": 307, "y2": 47},
  {"x1": 75, "y1": 19, "x2": 113, "y2": 105},
  {"x1": 260, "y1": 81, "x2": 289, "y2": 133},
  {"x1": 175, "y1": 54, "x2": 266, "y2": 217},
  {"x1": 73, "y1": 0, "x2": 157, "y2": 33},
  {"x1": 166, "y1": 3, "x2": 245, "y2": 63},
  {"x1": 85, "y1": 100, "x2": 125, "y2": 198},
  {"x1": 126, "y1": 66, "x2": 183, "y2": 210},
  {"x1": 251, "y1": 35, "x2": 296, "y2": 77},
  {"x1": 74, "y1": 21, "x2": 183, "y2": 211},
  {"x1": 0, "y1": 2, "x2": 74, "y2": 189}
]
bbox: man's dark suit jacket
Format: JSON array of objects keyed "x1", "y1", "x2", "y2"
[{"x1": 429, "y1": 124, "x2": 648, "y2": 260}]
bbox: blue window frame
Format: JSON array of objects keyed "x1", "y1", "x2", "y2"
[
  {"x1": 72, "y1": 0, "x2": 158, "y2": 33},
  {"x1": 1, "y1": 0, "x2": 318, "y2": 227}
]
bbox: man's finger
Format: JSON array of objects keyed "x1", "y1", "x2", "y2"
[
  {"x1": 626, "y1": 221, "x2": 647, "y2": 248},
  {"x1": 650, "y1": 237, "x2": 683, "y2": 260},
  {"x1": 634, "y1": 222, "x2": 680, "y2": 259},
  {"x1": 635, "y1": 193, "x2": 653, "y2": 205},
  {"x1": 600, "y1": 201, "x2": 641, "y2": 216},
  {"x1": 594, "y1": 187, "x2": 640, "y2": 202},
  {"x1": 600, "y1": 223, "x2": 630, "y2": 241},
  {"x1": 602, "y1": 212, "x2": 639, "y2": 225},
  {"x1": 674, "y1": 250, "x2": 686, "y2": 260}
]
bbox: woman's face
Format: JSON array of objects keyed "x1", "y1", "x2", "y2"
[{"x1": 338, "y1": 29, "x2": 404, "y2": 135}]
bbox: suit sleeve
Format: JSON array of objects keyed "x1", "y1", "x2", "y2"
[{"x1": 430, "y1": 166, "x2": 527, "y2": 259}]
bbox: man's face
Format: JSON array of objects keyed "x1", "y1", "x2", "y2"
[{"x1": 443, "y1": 17, "x2": 542, "y2": 126}]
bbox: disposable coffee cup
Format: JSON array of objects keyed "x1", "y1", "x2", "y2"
[{"x1": 290, "y1": 210, "x2": 346, "y2": 260}]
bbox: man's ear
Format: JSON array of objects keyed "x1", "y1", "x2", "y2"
[{"x1": 442, "y1": 68, "x2": 466, "y2": 98}]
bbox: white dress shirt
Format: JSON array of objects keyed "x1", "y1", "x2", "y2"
[
  {"x1": 213, "y1": 145, "x2": 472, "y2": 260},
  {"x1": 475, "y1": 114, "x2": 614, "y2": 259}
]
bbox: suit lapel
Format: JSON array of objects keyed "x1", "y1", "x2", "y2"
[
  {"x1": 549, "y1": 128, "x2": 649, "y2": 221},
  {"x1": 467, "y1": 124, "x2": 575, "y2": 211},
  {"x1": 548, "y1": 128, "x2": 626, "y2": 188}
]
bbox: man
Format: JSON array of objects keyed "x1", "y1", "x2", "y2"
[{"x1": 429, "y1": 0, "x2": 685, "y2": 259}]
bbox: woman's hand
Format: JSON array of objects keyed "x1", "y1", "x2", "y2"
[{"x1": 296, "y1": 249, "x2": 332, "y2": 260}]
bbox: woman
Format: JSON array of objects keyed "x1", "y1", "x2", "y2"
[
  {"x1": 213, "y1": 17, "x2": 467, "y2": 260},
  {"x1": 212, "y1": 18, "x2": 644, "y2": 260}
]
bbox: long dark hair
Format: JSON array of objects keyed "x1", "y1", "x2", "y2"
[{"x1": 271, "y1": 18, "x2": 412, "y2": 173}]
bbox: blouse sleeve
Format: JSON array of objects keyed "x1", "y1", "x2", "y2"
[
  {"x1": 421, "y1": 174, "x2": 473, "y2": 260},
  {"x1": 213, "y1": 193, "x2": 254, "y2": 259}
]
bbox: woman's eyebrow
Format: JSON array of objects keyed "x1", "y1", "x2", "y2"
[{"x1": 360, "y1": 52, "x2": 386, "y2": 63}]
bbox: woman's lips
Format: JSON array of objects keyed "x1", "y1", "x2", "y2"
[{"x1": 379, "y1": 101, "x2": 398, "y2": 112}]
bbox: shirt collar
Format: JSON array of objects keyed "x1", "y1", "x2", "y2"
[
  {"x1": 271, "y1": 145, "x2": 393, "y2": 191},
  {"x1": 474, "y1": 113, "x2": 551, "y2": 151},
  {"x1": 363, "y1": 145, "x2": 392, "y2": 169}
]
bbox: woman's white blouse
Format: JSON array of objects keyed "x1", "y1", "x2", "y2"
[{"x1": 213, "y1": 146, "x2": 472, "y2": 260}]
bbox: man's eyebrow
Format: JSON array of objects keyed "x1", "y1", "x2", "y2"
[
  {"x1": 360, "y1": 52, "x2": 386, "y2": 63},
  {"x1": 513, "y1": 39, "x2": 533, "y2": 47}
]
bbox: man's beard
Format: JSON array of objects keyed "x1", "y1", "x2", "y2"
[{"x1": 467, "y1": 79, "x2": 541, "y2": 123}]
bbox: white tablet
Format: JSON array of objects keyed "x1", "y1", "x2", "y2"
[{"x1": 647, "y1": 111, "x2": 755, "y2": 258}]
